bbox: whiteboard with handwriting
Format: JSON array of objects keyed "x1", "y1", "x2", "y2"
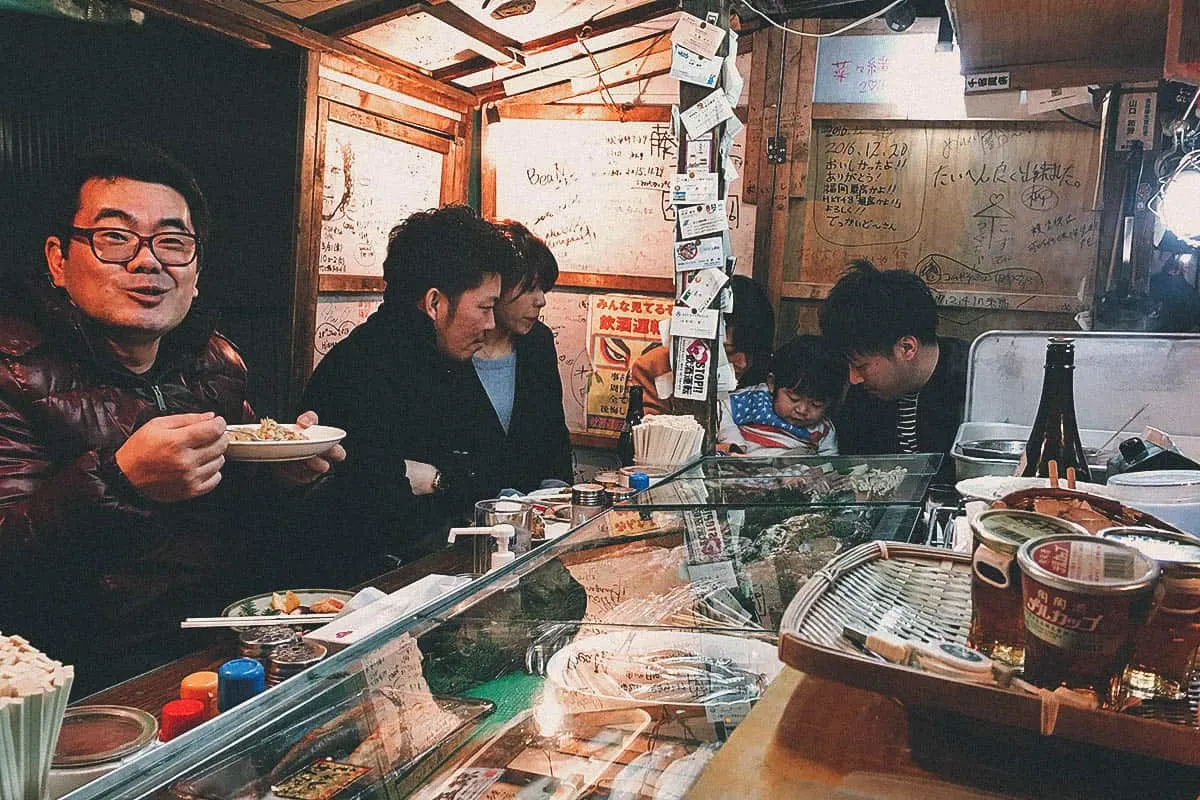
[
  {"x1": 539, "y1": 289, "x2": 591, "y2": 435},
  {"x1": 319, "y1": 120, "x2": 443, "y2": 276},
  {"x1": 489, "y1": 119, "x2": 755, "y2": 276},
  {"x1": 802, "y1": 121, "x2": 1101, "y2": 313},
  {"x1": 313, "y1": 293, "x2": 382, "y2": 369}
]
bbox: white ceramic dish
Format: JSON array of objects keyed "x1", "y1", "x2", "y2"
[
  {"x1": 221, "y1": 589, "x2": 354, "y2": 619},
  {"x1": 955, "y1": 475, "x2": 1114, "y2": 502},
  {"x1": 545, "y1": 630, "x2": 781, "y2": 709},
  {"x1": 224, "y1": 424, "x2": 345, "y2": 462}
]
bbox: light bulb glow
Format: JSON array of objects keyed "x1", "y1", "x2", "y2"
[{"x1": 1160, "y1": 168, "x2": 1200, "y2": 244}]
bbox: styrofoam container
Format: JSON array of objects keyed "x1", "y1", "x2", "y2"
[{"x1": 1105, "y1": 470, "x2": 1200, "y2": 535}]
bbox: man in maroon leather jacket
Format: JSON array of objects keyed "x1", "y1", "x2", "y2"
[{"x1": 0, "y1": 146, "x2": 344, "y2": 695}]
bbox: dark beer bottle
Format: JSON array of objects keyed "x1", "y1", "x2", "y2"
[
  {"x1": 1021, "y1": 338, "x2": 1092, "y2": 482},
  {"x1": 616, "y1": 385, "x2": 644, "y2": 467}
]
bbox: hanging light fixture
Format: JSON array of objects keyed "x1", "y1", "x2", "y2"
[
  {"x1": 1158, "y1": 156, "x2": 1200, "y2": 246},
  {"x1": 1151, "y1": 88, "x2": 1200, "y2": 247}
]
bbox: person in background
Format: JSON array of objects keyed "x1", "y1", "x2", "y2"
[
  {"x1": 1149, "y1": 254, "x2": 1199, "y2": 332},
  {"x1": 0, "y1": 145, "x2": 343, "y2": 695},
  {"x1": 628, "y1": 275, "x2": 775, "y2": 447},
  {"x1": 819, "y1": 260, "x2": 968, "y2": 482},
  {"x1": 302, "y1": 206, "x2": 516, "y2": 582},
  {"x1": 459, "y1": 220, "x2": 572, "y2": 494},
  {"x1": 729, "y1": 335, "x2": 844, "y2": 455}
]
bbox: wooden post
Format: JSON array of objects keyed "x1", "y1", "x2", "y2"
[{"x1": 671, "y1": 0, "x2": 732, "y2": 452}]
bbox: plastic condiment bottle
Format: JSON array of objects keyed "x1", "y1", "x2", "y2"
[
  {"x1": 629, "y1": 472, "x2": 650, "y2": 492},
  {"x1": 180, "y1": 671, "x2": 219, "y2": 720},
  {"x1": 217, "y1": 658, "x2": 265, "y2": 712},
  {"x1": 159, "y1": 699, "x2": 206, "y2": 742}
]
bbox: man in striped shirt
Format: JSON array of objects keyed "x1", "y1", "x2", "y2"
[{"x1": 819, "y1": 260, "x2": 968, "y2": 483}]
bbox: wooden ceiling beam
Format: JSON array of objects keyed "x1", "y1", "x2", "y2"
[
  {"x1": 433, "y1": 55, "x2": 496, "y2": 82},
  {"x1": 128, "y1": 0, "x2": 273, "y2": 48},
  {"x1": 522, "y1": 0, "x2": 678, "y2": 55},
  {"x1": 497, "y1": 49, "x2": 672, "y2": 107},
  {"x1": 420, "y1": 1, "x2": 523, "y2": 58},
  {"x1": 305, "y1": 0, "x2": 423, "y2": 37},
  {"x1": 135, "y1": 0, "x2": 477, "y2": 112},
  {"x1": 474, "y1": 31, "x2": 671, "y2": 103}
]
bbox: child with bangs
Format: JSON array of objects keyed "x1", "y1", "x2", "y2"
[{"x1": 728, "y1": 335, "x2": 845, "y2": 455}]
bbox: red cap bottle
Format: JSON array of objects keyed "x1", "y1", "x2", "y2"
[{"x1": 159, "y1": 699, "x2": 206, "y2": 742}]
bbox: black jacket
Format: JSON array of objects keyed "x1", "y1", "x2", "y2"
[
  {"x1": 0, "y1": 282, "x2": 278, "y2": 696},
  {"x1": 457, "y1": 321, "x2": 572, "y2": 495},
  {"x1": 832, "y1": 337, "x2": 969, "y2": 483},
  {"x1": 301, "y1": 304, "x2": 485, "y2": 581}
]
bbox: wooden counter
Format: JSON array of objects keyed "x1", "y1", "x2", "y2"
[
  {"x1": 82, "y1": 547, "x2": 471, "y2": 713},
  {"x1": 687, "y1": 667, "x2": 1200, "y2": 800}
]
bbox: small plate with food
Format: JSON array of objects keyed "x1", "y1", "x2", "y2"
[
  {"x1": 222, "y1": 589, "x2": 354, "y2": 622},
  {"x1": 225, "y1": 418, "x2": 346, "y2": 462}
]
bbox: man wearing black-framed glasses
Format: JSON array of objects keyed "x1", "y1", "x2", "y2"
[{"x1": 0, "y1": 144, "x2": 345, "y2": 695}]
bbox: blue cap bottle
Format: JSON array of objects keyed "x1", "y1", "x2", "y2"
[
  {"x1": 629, "y1": 471, "x2": 650, "y2": 491},
  {"x1": 217, "y1": 657, "x2": 265, "y2": 712}
]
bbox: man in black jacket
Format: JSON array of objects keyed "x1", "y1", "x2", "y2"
[
  {"x1": 820, "y1": 260, "x2": 968, "y2": 483},
  {"x1": 0, "y1": 145, "x2": 343, "y2": 694},
  {"x1": 302, "y1": 206, "x2": 517, "y2": 581}
]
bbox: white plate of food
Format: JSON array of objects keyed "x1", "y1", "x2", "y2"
[
  {"x1": 225, "y1": 419, "x2": 346, "y2": 462},
  {"x1": 221, "y1": 589, "x2": 353, "y2": 620},
  {"x1": 955, "y1": 475, "x2": 1113, "y2": 502}
]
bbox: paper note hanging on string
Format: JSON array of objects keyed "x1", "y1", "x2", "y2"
[
  {"x1": 680, "y1": 89, "x2": 735, "y2": 137},
  {"x1": 671, "y1": 306, "x2": 721, "y2": 339},
  {"x1": 670, "y1": 172, "x2": 720, "y2": 205},
  {"x1": 671, "y1": 12, "x2": 726, "y2": 58},
  {"x1": 674, "y1": 236, "x2": 725, "y2": 271},
  {"x1": 677, "y1": 201, "x2": 728, "y2": 238},
  {"x1": 723, "y1": 53, "x2": 744, "y2": 108},
  {"x1": 679, "y1": 267, "x2": 729, "y2": 309},
  {"x1": 670, "y1": 43, "x2": 722, "y2": 88},
  {"x1": 674, "y1": 337, "x2": 713, "y2": 400}
]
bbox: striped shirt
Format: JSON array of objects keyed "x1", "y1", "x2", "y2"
[{"x1": 896, "y1": 392, "x2": 919, "y2": 453}]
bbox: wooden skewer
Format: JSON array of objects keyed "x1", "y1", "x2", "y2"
[
  {"x1": 1066, "y1": 466, "x2": 1077, "y2": 490},
  {"x1": 1048, "y1": 460, "x2": 1059, "y2": 489}
]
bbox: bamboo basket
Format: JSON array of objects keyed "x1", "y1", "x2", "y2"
[{"x1": 778, "y1": 541, "x2": 1200, "y2": 765}]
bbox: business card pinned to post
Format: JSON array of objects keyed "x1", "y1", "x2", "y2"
[
  {"x1": 671, "y1": 12, "x2": 726, "y2": 58},
  {"x1": 677, "y1": 201, "x2": 728, "y2": 239},
  {"x1": 671, "y1": 306, "x2": 721, "y2": 339},
  {"x1": 674, "y1": 236, "x2": 725, "y2": 272}
]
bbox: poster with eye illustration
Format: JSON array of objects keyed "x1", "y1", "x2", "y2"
[{"x1": 586, "y1": 294, "x2": 674, "y2": 436}]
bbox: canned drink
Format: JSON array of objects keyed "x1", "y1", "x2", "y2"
[
  {"x1": 1100, "y1": 527, "x2": 1200, "y2": 700},
  {"x1": 967, "y1": 510, "x2": 1087, "y2": 667},
  {"x1": 1017, "y1": 535, "x2": 1158, "y2": 695}
]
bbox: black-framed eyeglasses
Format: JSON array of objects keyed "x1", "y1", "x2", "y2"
[{"x1": 69, "y1": 226, "x2": 199, "y2": 267}]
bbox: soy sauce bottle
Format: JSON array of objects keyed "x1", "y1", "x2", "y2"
[
  {"x1": 1021, "y1": 338, "x2": 1092, "y2": 482},
  {"x1": 616, "y1": 386, "x2": 644, "y2": 467}
]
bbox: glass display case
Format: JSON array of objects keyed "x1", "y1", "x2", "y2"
[{"x1": 66, "y1": 454, "x2": 940, "y2": 800}]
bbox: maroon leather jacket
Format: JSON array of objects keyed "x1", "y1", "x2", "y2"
[{"x1": 0, "y1": 282, "x2": 266, "y2": 694}]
